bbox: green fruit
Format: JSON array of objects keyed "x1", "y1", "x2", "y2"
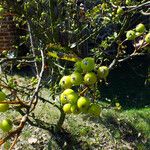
[
  {"x1": 71, "y1": 72, "x2": 83, "y2": 86},
  {"x1": 59, "y1": 76, "x2": 72, "y2": 89},
  {"x1": 60, "y1": 89, "x2": 74, "y2": 104},
  {"x1": 97, "y1": 66, "x2": 109, "y2": 79},
  {"x1": 60, "y1": 93, "x2": 68, "y2": 105},
  {"x1": 84, "y1": 72, "x2": 97, "y2": 85},
  {"x1": 81, "y1": 57, "x2": 95, "y2": 72},
  {"x1": 145, "y1": 33, "x2": 150, "y2": 44},
  {"x1": 77, "y1": 97, "x2": 90, "y2": 112},
  {"x1": 135, "y1": 32, "x2": 142, "y2": 37},
  {"x1": 66, "y1": 93, "x2": 78, "y2": 104},
  {"x1": 63, "y1": 103, "x2": 72, "y2": 114},
  {"x1": 0, "y1": 104, "x2": 9, "y2": 112},
  {"x1": 0, "y1": 91, "x2": 6, "y2": 101},
  {"x1": 70, "y1": 105, "x2": 80, "y2": 114},
  {"x1": 63, "y1": 89, "x2": 74, "y2": 95},
  {"x1": 126, "y1": 0, "x2": 131, "y2": 5},
  {"x1": 126, "y1": 30, "x2": 136, "y2": 40},
  {"x1": 136, "y1": 23, "x2": 145, "y2": 33},
  {"x1": 117, "y1": 7, "x2": 124, "y2": 15},
  {"x1": 0, "y1": 119, "x2": 12, "y2": 132},
  {"x1": 0, "y1": 7, "x2": 4, "y2": 14},
  {"x1": 88, "y1": 103, "x2": 101, "y2": 117},
  {"x1": 74, "y1": 61, "x2": 82, "y2": 72}
]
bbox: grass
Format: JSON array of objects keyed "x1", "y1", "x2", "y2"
[
  {"x1": 0, "y1": 74, "x2": 149, "y2": 149},
  {"x1": 120, "y1": 108, "x2": 150, "y2": 137},
  {"x1": 102, "y1": 107, "x2": 150, "y2": 138},
  {"x1": 65, "y1": 107, "x2": 150, "y2": 149},
  {"x1": 1, "y1": 99, "x2": 149, "y2": 149}
]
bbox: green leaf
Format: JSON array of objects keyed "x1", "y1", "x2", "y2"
[{"x1": 47, "y1": 51, "x2": 79, "y2": 62}]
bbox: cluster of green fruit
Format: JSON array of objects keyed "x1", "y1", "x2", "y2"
[
  {"x1": 0, "y1": 91, "x2": 13, "y2": 132},
  {"x1": 126, "y1": 23, "x2": 150, "y2": 43},
  {"x1": 59, "y1": 57, "x2": 109, "y2": 117}
]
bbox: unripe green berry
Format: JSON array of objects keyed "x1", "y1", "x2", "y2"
[
  {"x1": 145, "y1": 33, "x2": 150, "y2": 44},
  {"x1": 117, "y1": 7, "x2": 124, "y2": 15},
  {"x1": 0, "y1": 104, "x2": 9, "y2": 112},
  {"x1": 126, "y1": 30, "x2": 136, "y2": 40},
  {"x1": 81, "y1": 57, "x2": 95, "y2": 72},
  {"x1": 84, "y1": 72, "x2": 97, "y2": 85},
  {"x1": 136, "y1": 23, "x2": 145, "y2": 33},
  {"x1": 59, "y1": 76, "x2": 72, "y2": 89},
  {"x1": 63, "y1": 103, "x2": 72, "y2": 114},
  {"x1": 97, "y1": 66, "x2": 109, "y2": 79},
  {"x1": 71, "y1": 72, "x2": 83, "y2": 86},
  {"x1": 0, "y1": 119, "x2": 12, "y2": 132}
]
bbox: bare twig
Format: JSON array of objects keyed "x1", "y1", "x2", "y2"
[
  {"x1": 126, "y1": 1, "x2": 150, "y2": 13},
  {"x1": 28, "y1": 49, "x2": 45, "y2": 113},
  {"x1": 79, "y1": 86, "x2": 89, "y2": 96},
  {"x1": 27, "y1": 21, "x2": 39, "y2": 77},
  {"x1": 110, "y1": 1, "x2": 150, "y2": 11},
  {"x1": 118, "y1": 52, "x2": 147, "y2": 63},
  {"x1": 140, "y1": 10, "x2": 150, "y2": 15},
  {"x1": 0, "y1": 56, "x2": 35, "y2": 65}
]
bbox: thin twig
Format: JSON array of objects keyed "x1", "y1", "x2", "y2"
[
  {"x1": 27, "y1": 21, "x2": 39, "y2": 77},
  {"x1": 28, "y1": 49, "x2": 45, "y2": 114}
]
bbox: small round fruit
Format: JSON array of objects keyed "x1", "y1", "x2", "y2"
[
  {"x1": 84, "y1": 72, "x2": 97, "y2": 85},
  {"x1": 71, "y1": 72, "x2": 83, "y2": 86},
  {"x1": 66, "y1": 93, "x2": 78, "y2": 104},
  {"x1": 117, "y1": 7, "x2": 124, "y2": 15},
  {"x1": 126, "y1": 0, "x2": 131, "y2": 5},
  {"x1": 135, "y1": 32, "x2": 142, "y2": 37},
  {"x1": 0, "y1": 104, "x2": 9, "y2": 112},
  {"x1": 70, "y1": 105, "x2": 80, "y2": 114},
  {"x1": 77, "y1": 97, "x2": 90, "y2": 112},
  {"x1": 74, "y1": 61, "x2": 82, "y2": 72},
  {"x1": 126, "y1": 30, "x2": 136, "y2": 40},
  {"x1": 0, "y1": 91, "x2": 6, "y2": 101},
  {"x1": 63, "y1": 89, "x2": 74, "y2": 95},
  {"x1": 60, "y1": 89, "x2": 74, "y2": 104},
  {"x1": 0, "y1": 119, "x2": 12, "y2": 132},
  {"x1": 145, "y1": 33, "x2": 150, "y2": 44},
  {"x1": 88, "y1": 103, "x2": 101, "y2": 117},
  {"x1": 59, "y1": 76, "x2": 72, "y2": 89},
  {"x1": 81, "y1": 57, "x2": 95, "y2": 72},
  {"x1": 0, "y1": 7, "x2": 4, "y2": 14},
  {"x1": 60, "y1": 93, "x2": 68, "y2": 105},
  {"x1": 136, "y1": 23, "x2": 145, "y2": 33},
  {"x1": 63, "y1": 103, "x2": 72, "y2": 114},
  {"x1": 97, "y1": 66, "x2": 109, "y2": 79}
]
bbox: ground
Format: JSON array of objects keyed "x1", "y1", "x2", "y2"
[{"x1": 0, "y1": 75, "x2": 149, "y2": 149}]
